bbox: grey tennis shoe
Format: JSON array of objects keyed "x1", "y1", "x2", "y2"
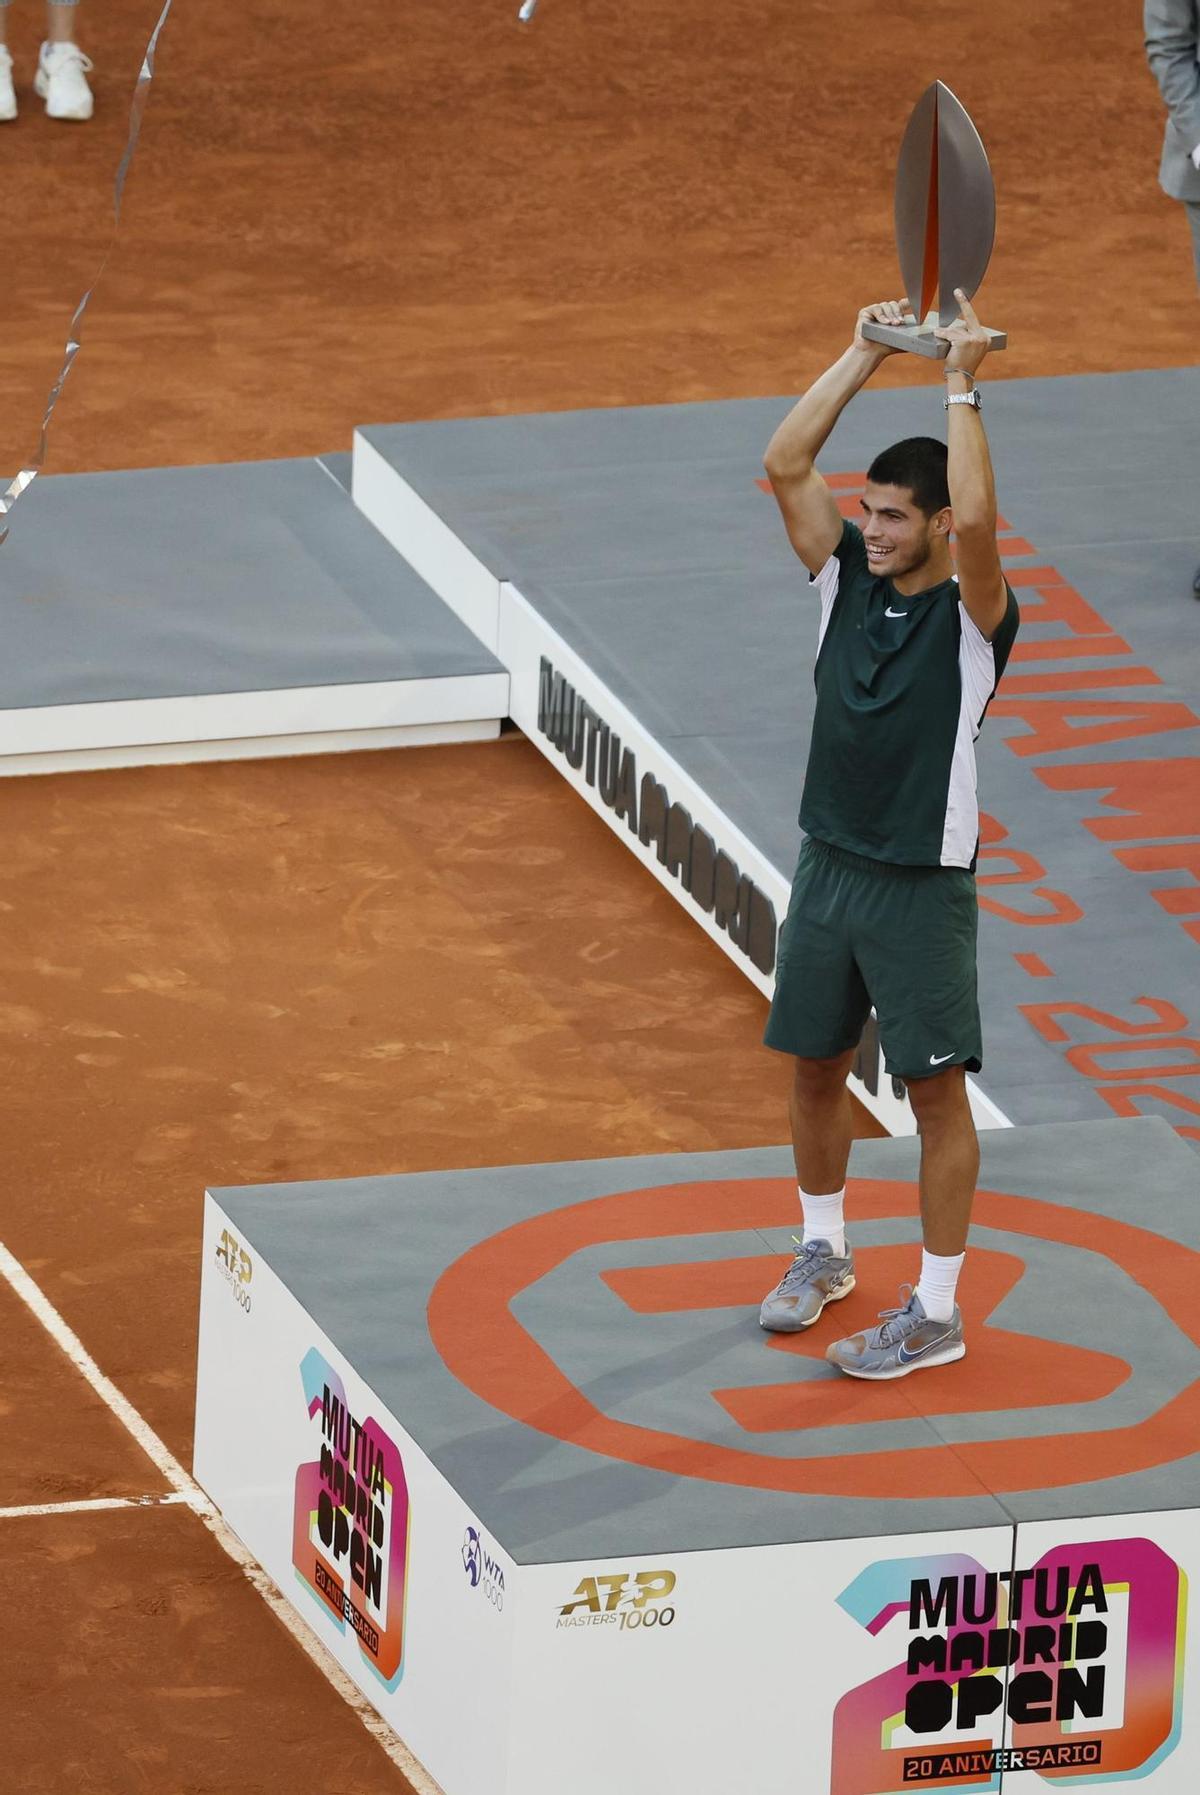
[
  {"x1": 826, "y1": 1286, "x2": 965, "y2": 1379},
  {"x1": 759, "y1": 1237, "x2": 856, "y2": 1332}
]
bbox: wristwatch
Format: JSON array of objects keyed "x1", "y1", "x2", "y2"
[{"x1": 944, "y1": 388, "x2": 982, "y2": 411}]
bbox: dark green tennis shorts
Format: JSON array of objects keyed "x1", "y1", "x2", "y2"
[{"x1": 764, "y1": 837, "x2": 982, "y2": 1079}]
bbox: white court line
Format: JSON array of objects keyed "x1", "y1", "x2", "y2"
[
  {"x1": 0, "y1": 1241, "x2": 443, "y2": 1795},
  {"x1": 0, "y1": 1493, "x2": 194, "y2": 1519}
]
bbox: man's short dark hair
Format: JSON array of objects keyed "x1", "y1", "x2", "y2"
[{"x1": 866, "y1": 437, "x2": 950, "y2": 517}]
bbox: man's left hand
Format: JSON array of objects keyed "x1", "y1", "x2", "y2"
[{"x1": 933, "y1": 288, "x2": 991, "y2": 375}]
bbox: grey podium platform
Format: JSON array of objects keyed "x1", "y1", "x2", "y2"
[
  {"x1": 203, "y1": 1116, "x2": 1200, "y2": 1557},
  {"x1": 351, "y1": 369, "x2": 1200, "y2": 1144},
  {"x1": 195, "y1": 1117, "x2": 1200, "y2": 1795},
  {"x1": 0, "y1": 455, "x2": 507, "y2": 773}
]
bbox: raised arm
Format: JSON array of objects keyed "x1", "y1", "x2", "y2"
[
  {"x1": 763, "y1": 301, "x2": 913, "y2": 576},
  {"x1": 934, "y1": 289, "x2": 1009, "y2": 641},
  {"x1": 1144, "y1": 0, "x2": 1200, "y2": 156}
]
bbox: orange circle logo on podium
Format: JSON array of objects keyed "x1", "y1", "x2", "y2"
[{"x1": 427, "y1": 1178, "x2": 1200, "y2": 1500}]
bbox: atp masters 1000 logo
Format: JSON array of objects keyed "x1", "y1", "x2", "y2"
[
  {"x1": 214, "y1": 1227, "x2": 252, "y2": 1313},
  {"x1": 556, "y1": 1568, "x2": 677, "y2": 1635}
]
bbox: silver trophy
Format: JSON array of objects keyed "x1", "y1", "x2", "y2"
[{"x1": 861, "y1": 81, "x2": 1007, "y2": 360}]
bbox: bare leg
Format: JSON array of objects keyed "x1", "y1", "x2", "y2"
[
  {"x1": 906, "y1": 1065, "x2": 979, "y2": 1256},
  {"x1": 47, "y1": 1, "x2": 81, "y2": 46},
  {"x1": 788, "y1": 1049, "x2": 856, "y2": 1194}
]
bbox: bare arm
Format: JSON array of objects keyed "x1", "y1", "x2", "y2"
[
  {"x1": 934, "y1": 290, "x2": 1009, "y2": 641},
  {"x1": 763, "y1": 301, "x2": 913, "y2": 576}
]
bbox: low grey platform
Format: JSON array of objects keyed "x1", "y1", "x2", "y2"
[
  {"x1": 208, "y1": 1116, "x2": 1200, "y2": 1562},
  {"x1": 353, "y1": 370, "x2": 1200, "y2": 1144},
  {"x1": 0, "y1": 455, "x2": 507, "y2": 771},
  {"x1": 196, "y1": 1120, "x2": 1200, "y2": 1794}
]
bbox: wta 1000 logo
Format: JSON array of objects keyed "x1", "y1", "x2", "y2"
[
  {"x1": 832, "y1": 1537, "x2": 1187, "y2": 1791},
  {"x1": 291, "y1": 1349, "x2": 411, "y2": 1690}
]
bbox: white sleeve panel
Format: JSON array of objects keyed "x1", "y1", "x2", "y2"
[
  {"x1": 940, "y1": 603, "x2": 999, "y2": 868},
  {"x1": 957, "y1": 600, "x2": 1000, "y2": 735},
  {"x1": 812, "y1": 554, "x2": 843, "y2": 655}
]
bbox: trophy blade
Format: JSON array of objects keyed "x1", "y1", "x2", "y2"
[
  {"x1": 935, "y1": 80, "x2": 997, "y2": 326},
  {"x1": 893, "y1": 82, "x2": 938, "y2": 322}
]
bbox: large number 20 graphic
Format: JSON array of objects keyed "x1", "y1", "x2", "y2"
[{"x1": 830, "y1": 1539, "x2": 1185, "y2": 1794}]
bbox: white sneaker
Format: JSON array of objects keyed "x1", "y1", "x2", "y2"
[
  {"x1": 0, "y1": 46, "x2": 16, "y2": 122},
  {"x1": 34, "y1": 41, "x2": 94, "y2": 120}
]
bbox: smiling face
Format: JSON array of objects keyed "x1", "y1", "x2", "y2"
[{"x1": 860, "y1": 481, "x2": 953, "y2": 590}]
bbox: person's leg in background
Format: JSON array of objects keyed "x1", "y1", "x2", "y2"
[
  {"x1": 37, "y1": 0, "x2": 93, "y2": 120},
  {"x1": 0, "y1": 3, "x2": 16, "y2": 123}
]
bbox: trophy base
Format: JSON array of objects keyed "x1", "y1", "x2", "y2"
[{"x1": 861, "y1": 318, "x2": 1008, "y2": 359}]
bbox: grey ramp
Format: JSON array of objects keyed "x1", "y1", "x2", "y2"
[
  {"x1": 0, "y1": 456, "x2": 500, "y2": 709},
  {"x1": 363, "y1": 371, "x2": 1200, "y2": 1137},
  {"x1": 361, "y1": 399, "x2": 787, "y2": 484},
  {"x1": 973, "y1": 867, "x2": 1199, "y2": 1120},
  {"x1": 361, "y1": 371, "x2": 1200, "y2": 755},
  {"x1": 360, "y1": 365, "x2": 1199, "y2": 640},
  {"x1": 212, "y1": 1119, "x2": 1200, "y2": 1565}
]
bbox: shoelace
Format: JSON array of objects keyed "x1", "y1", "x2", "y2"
[
  {"x1": 47, "y1": 48, "x2": 95, "y2": 75},
  {"x1": 871, "y1": 1284, "x2": 919, "y2": 1347},
  {"x1": 778, "y1": 1238, "x2": 827, "y2": 1291}
]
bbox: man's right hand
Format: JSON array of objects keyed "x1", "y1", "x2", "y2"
[{"x1": 854, "y1": 300, "x2": 916, "y2": 356}]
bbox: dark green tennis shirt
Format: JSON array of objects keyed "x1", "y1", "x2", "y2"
[{"x1": 798, "y1": 520, "x2": 1020, "y2": 867}]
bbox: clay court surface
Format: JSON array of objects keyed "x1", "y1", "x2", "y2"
[{"x1": 1, "y1": 1, "x2": 1194, "y2": 1789}]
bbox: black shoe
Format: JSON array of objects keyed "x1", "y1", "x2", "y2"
[{"x1": 1194, "y1": 564, "x2": 1200, "y2": 600}]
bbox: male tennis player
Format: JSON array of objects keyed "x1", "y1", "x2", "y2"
[{"x1": 758, "y1": 290, "x2": 1018, "y2": 1380}]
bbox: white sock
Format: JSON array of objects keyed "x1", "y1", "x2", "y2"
[
  {"x1": 800, "y1": 1186, "x2": 846, "y2": 1258},
  {"x1": 914, "y1": 1249, "x2": 965, "y2": 1322}
]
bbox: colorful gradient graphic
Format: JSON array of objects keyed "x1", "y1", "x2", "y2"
[
  {"x1": 832, "y1": 1538, "x2": 1186, "y2": 1792},
  {"x1": 1011, "y1": 1538, "x2": 1187, "y2": 1782},
  {"x1": 833, "y1": 1553, "x2": 1005, "y2": 1794},
  {"x1": 291, "y1": 1347, "x2": 411, "y2": 1690}
]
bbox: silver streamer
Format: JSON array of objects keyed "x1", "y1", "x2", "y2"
[{"x1": 0, "y1": 0, "x2": 175, "y2": 545}]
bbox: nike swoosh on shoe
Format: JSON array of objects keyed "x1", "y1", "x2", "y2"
[{"x1": 897, "y1": 1331, "x2": 956, "y2": 1363}]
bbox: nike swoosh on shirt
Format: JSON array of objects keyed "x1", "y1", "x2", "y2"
[
  {"x1": 929, "y1": 1051, "x2": 956, "y2": 1065},
  {"x1": 884, "y1": 607, "x2": 908, "y2": 618}
]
